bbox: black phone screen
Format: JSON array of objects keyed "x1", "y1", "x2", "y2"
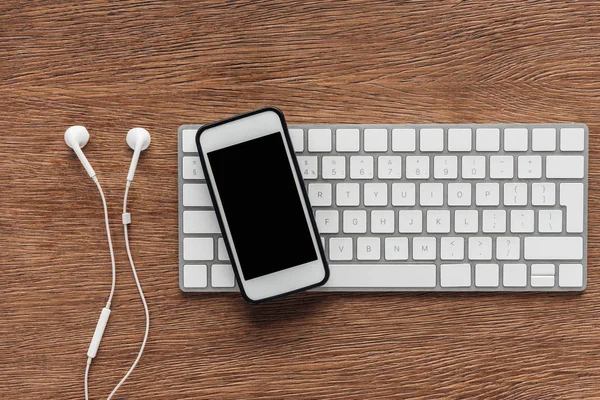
[{"x1": 208, "y1": 132, "x2": 318, "y2": 280}]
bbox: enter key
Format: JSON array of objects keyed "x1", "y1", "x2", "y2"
[{"x1": 560, "y1": 183, "x2": 584, "y2": 233}]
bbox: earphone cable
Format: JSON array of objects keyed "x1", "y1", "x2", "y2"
[
  {"x1": 85, "y1": 176, "x2": 117, "y2": 400},
  {"x1": 94, "y1": 176, "x2": 117, "y2": 309},
  {"x1": 107, "y1": 180, "x2": 150, "y2": 399}
]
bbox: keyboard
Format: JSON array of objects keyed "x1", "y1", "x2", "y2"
[{"x1": 178, "y1": 124, "x2": 588, "y2": 292}]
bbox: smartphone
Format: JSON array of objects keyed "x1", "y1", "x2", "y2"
[{"x1": 196, "y1": 107, "x2": 329, "y2": 303}]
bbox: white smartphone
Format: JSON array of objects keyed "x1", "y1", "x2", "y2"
[{"x1": 196, "y1": 107, "x2": 329, "y2": 303}]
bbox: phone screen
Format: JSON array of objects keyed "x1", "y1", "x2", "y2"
[{"x1": 207, "y1": 132, "x2": 317, "y2": 280}]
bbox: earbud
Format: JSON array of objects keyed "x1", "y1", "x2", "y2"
[
  {"x1": 126, "y1": 128, "x2": 151, "y2": 182},
  {"x1": 65, "y1": 126, "x2": 96, "y2": 178}
]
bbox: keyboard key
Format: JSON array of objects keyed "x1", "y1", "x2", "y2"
[
  {"x1": 531, "y1": 276, "x2": 555, "y2": 287},
  {"x1": 364, "y1": 129, "x2": 388, "y2": 152},
  {"x1": 531, "y1": 265, "x2": 556, "y2": 287},
  {"x1": 308, "y1": 183, "x2": 332, "y2": 206},
  {"x1": 413, "y1": 237, "x2": 436, "y2": 260},
  {"x1": 468, "y1": 237, "x2": 492, "y2": 260},
  {"x1": 532, "y1": 183, "x2": 555, "y2": 206},
  {"x1": 183, "y1": 211, "x2": 220, "y2": 234},
  {"x1": 531, "y1": 264, "x2": 555, "y2": 276},
  {"x1": 441, "y1": 264, "x2": 471, "y2": 287},
  {"x1": 538, "y1": 210, "x2": 562, "y2": 233},
  {"x1": 406, "y1": 156, "x2": 430, "y2": 179},
  {"x1": 462, "y1": 156, "x2": 485, "y2": 179},
  {"x1": 518, "y1": 156, "x2": 542, "y2": 179},
  {"x1": 448, "y1": 128, "x2": 472, "y2": 152},
  {"x1": 398, "y1": 210, "x2": 422, "y2": 233},
  {"x1": 447, "y1": 183, "x2": 471, "y2": 206},
  {"x1": 183, "y1": 238, "x2": 214, "y2": 261},
  {"x1": 503, "y1": 264, "x2": 527, "y2": 287},
  {"x1": 455, "y1": 210, "x2": 478, "y2": 233},
  {"x1": 212, "y1": 264, "x2": 235, "y2": 288},
  {"x1": 510, "y1": 210, "x2": 534, "y2": 233},
  {"x1": 288, "y1": 129, "x2": 304, "y2": 152},
  {"x1": 504, "y1": 128, "x2": 528, "y2": 151},
  {"x1": 297, "y1": 156, "x2": 318, "y2": 179},
  {"x1": 560, "y1": 127, "x2": 585, "y2": 151},
  {"x1": 489, "y1": 156, "x2": 513, "y2": 179},
  {"x1": 434, "y1": 156, "x2": 458, "y2": 179},
  {"x1": 559, "y1": 264, "x2": 584, "y2": 287},
  {"x1": 308, "y1": 129, "x2": 332, "y2": 152},
  {"x1": 546, "y1": 156, "x2": 584, "y2": 179},
  {"x1": 343, "y1": 210, "x2": 367, "y2": 233},
  {"x1": 420, "y1": 183, "x2": 443, "y2": 206},
  {"x1": 420, "y1": 128, "x2": 444, "y2": 152},
  {"x1": 560, "y1": 183, "x2": 584, "y2": 233},
  {"x1": 392, "y1": 183, "x2": 416, "y2": 206},
  {"x1": 377, "y1": 156, "x2": 402, "y2": 179},
  {"x1": 475, "y1": 264, "x2": 499, "y2": 287},
  {"x1": 427, "y1": 210, "x2": 450, "y2": 233},
  {"x1": 496, "y1": 237, "x2": 520, "y2": 260},
  {"x1": 440, "y1": 237, "x2": 464, "y2": 260},
  {"x1": 476, "y1": 183, "x2": 500, "y2": 206},
  {"x1": 350, "y1": 156, "x2": 374, "y2": 179},
  {"x1": 371, "y1": 210, "x2": 395, "y2": 233},
  {"x1": 183, "y1": 265, "x2": 207, "y2": 288},
  {"x1": 218, "y1": 238, "x2": 229, "y2": 261},
  {"x1": 392, "y1": 128, "x2": 416, "y2": 152},
  {"x1": 384, "y1": 237, "x2": 409, "y2": 260},
  {"x1": 532, "y1": 128, "x2": 556, "y2": 151},
  {"x1": 322, "y1": 156, "x2": 346, "y2": 179},
  {"x1": 476, "y1": 128, "x2": 500, "y2": 151},
  {"x1": 364, "y1": 183, "x2": 388, "y2": 206},
  {"x1": 482, "y1": 210, "x2": 506, "y2": 233},
  {"x1": 182, "y1": 156, "x2": 204, "y2": 179},
  {"x1": 182, "y1": 129, "x2": 198, "y2": 153},
  {"x1": 315, "y1": 210, "x2": 339, "y2": 234},
  {"x1": 524, "y1": 237, "x2": 583, "y2": 260},
  {"x1": 336, "y1": 128, "x2": 360, "y2": 152},
  {"x1": 183, "y1": 184, "x2": 212, "y2": 207},
  {"x1": 503, "y1": 183, "x2": 527, "y2": 206},
  {"x1": 357, "y1": 237, "x2": 381, "y2": 260},
  {"x1": 329, "y1": 237, "x2": 353, "y2": 261},
  {"x1": 323, "y1": 264, "x2": 436, "y2": 288},
  {"x1": 336, "y1": 183, "x2": 360, "y2": 206}
]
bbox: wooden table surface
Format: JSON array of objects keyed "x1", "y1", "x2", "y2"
[{"x1": 1, "y1": 1, "x2": 600, "y2": 399}]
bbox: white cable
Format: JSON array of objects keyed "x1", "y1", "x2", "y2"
[
  {"x1": 85, "y1": 357, "x2": 91, "y2": 400},
  {"x1": 85, "y1": 176, "x2": 117, "y2": 400},
  {"x1": 93, "y1": 176, "x2": 117, "y2": 309},
  {"x1": 107, "y1": 180, "x2": 150, "y2": 400}
]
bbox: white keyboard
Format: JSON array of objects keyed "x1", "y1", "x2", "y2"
[{"x1": 178, "y1": 124, "x2": 588, "y2": 292}]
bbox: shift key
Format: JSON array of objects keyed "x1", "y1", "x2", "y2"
[{"x1": 524, "y1": 237, "x2": 583, "y2": 260}]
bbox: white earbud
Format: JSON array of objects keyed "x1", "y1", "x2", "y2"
[
  {"x1": 126, "y1": 128, "x2": 151, "y2": 182},
  {"x1": 65, "y1": 126, "x2": 96, "y2": 178}
]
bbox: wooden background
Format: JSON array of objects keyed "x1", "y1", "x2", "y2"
[{"x1": 1, "y1": 1, "x2": 599, "y2": 399}]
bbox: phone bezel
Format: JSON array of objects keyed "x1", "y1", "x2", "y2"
[{"x1": 196, "y1": 107, "x2": 329, "y2": 303}]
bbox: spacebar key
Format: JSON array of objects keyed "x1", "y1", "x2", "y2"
[{"x1": 324, "y1": 264, "x2": 436, "y2": 288}]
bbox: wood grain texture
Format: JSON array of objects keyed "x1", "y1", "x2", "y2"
[{"x1": 1, "y1": 0, "x2": 600, "y2": 398}]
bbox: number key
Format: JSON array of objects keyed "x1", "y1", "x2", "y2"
[
  {"x1": 322, "y1": 156, "x2": 346, "y2": 179},
  {"x1": 377, "y1": 156, "x2": 401, "y2": 179},
  {"x1": 433, "y1": 156, "x2": 458, "y2": 179},
  {"x1": 405, "y1": 156, "x2": 430, "y2": 179},
  {"x1": 297, "y1": 156, "x2": 318, "y2": 179},
  {"x1": 183, "y1": 156, "x2": 204, "y2": 180},
  {"x1": 462, "y1": 156, "x2": 485, "y2": 179},
  {"x1": 350, "y1": 156, "x2": 374, "y2": 179}
]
